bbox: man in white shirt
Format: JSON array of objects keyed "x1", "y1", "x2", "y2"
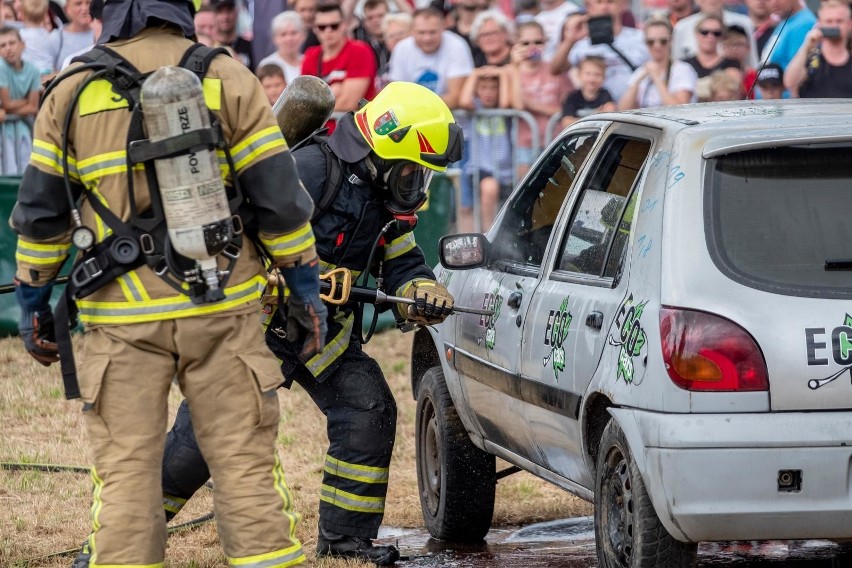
[
  {"x1": 671, "y1": 0, "x2": 759, "y2": 67},
  {"x1": 387, "y1": 5, "x2": 473, "y2": 109}
]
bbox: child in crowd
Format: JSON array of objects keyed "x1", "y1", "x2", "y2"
[
  {"x1": 722, "y1": 25, "x2": 757, "y2": 99},
  {"x1": 755, "y1": 63, "x2": 785, "y2": 100},
  {"x1": 708, "y1": 69, "x2": 741, "y2": 101},
  {"x1": 0, "y1": 26, "x2": 40, "y2": 174},
  {"x1": 18, "y1": 0, "x2": 55, "y2": 78},
  {"x1": 560, "y1": 56, "x2": 615, "y2": 128},
  {"x1": 257, "y1": 63, "x2": 287, "y2": 106},
  {"x1": 458, "y1": 67, "x2": 514, "y2": 233}
]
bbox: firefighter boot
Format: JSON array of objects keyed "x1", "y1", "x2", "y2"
[
  {"x1": 70, "y1": 539, "x2": 90, "y2": 568},
  {"x1": 316, "y1": 527, "x2": 400, "y2": 565}
]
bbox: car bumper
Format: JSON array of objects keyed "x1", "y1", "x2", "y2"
[{"x1": 610, "y1": 408, "x2": 852, "y2": 543}]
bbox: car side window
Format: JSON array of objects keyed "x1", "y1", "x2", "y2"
[
  {"x1": 489, "y1": 132, "x2": 598, "y2": 268},
  {"x1": 557, "y1": 137, "x2": 651, "y2": 278}
]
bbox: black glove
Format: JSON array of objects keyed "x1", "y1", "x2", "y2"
[
  {"x1": 286, "y1": 295, "x2": 328, "y2": 361},
  {"x1": 400, "y1": 279, "x2": 454, "y2": 325},
  {"x1": 280, "y1": 260, "x2": 328, "y2": 361},
  {"x1": 15, "y1": 281, "x2": 59, "y2": 366}
]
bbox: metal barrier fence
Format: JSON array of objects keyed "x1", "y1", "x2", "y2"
[{"x1": 0, "y1": 115, "x2": 34, "y2": 177}]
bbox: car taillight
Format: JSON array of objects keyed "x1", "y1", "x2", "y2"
[{"x1": 660, "y1": 307, "x2": 768, "y2": 392}]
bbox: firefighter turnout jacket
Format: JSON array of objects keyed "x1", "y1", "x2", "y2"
[
  {"x1": 12, "y1": 26, "x2": 317, "y2": 323},
  {"x1": 266, "y1": 140, "x2": 434, "y2": 381}
]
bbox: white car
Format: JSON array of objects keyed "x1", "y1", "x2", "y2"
[{"x1": 410, "y1": 100, "x2": 852, "y2": 568}]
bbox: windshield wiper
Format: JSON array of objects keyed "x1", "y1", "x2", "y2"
[{"x1": 825, "y1": 259, "x2": 852, "y2": 271}]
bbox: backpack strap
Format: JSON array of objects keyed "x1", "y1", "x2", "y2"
[
  {"x1": 178, "y1": 43, "x2": 231, "y2": 82},
  {"x1": 311, "y1": 135, "x2": 346, "y2": 222}
]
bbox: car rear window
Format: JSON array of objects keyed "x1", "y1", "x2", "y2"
[{"x1": 708, "y1": 144, "x2": 852, "y2": 298}]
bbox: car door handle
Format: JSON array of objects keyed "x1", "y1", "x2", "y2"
[
  {"x1": 586, "y1": 311, "x2": 603, "y2": 330},
  {"x1": 507, "y1": 291, "x2": 523, "y2": 309}
]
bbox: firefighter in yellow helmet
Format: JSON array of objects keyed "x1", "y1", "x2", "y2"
[
  {"x1": 119, "y1": 81, "x2": 463, "y2": 566},
  {"x1": 13, "y1": 0, "x2": 324, "y2": 566}
]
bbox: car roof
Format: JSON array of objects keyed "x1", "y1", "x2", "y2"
[
  {"x1": 587, "y1": 99, "x2": 852, "y2": 131},
  {"x1": 583, "y1": 99, "x2": 852, "y2": 156}
]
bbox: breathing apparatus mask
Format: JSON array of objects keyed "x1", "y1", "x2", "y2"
[{"x1": 366, "y1": 155, "x2": 434, "y2": 216}]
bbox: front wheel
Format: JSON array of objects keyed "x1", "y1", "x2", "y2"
[
  {"x1": 415, "y1": 366, "x2": 495, "y2": 542},
  {"x1": 595, "y1": 419, "x2": 698, "y2": 568}
]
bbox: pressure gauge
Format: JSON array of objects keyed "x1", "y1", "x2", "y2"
[{"x1": 71, "y1": 226, "x2": 95, "y2": 250}]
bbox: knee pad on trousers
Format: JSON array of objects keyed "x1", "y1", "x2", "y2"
[{"x1": 324, "y1": 356, "x2": 397, "y2": 456}]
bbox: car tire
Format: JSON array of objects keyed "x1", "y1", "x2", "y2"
[
  {"x1": 416, "y1": 366, "x2": 496, "y2": 542},
  {"x1": 595, "y1": 418, "x2": 698, "y2": 568}
]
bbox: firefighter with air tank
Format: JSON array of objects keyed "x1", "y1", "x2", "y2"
[{"x1": 11, "y1": 0, "x2": 323, "y2": 566}]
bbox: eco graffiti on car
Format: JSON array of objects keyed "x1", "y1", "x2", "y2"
[
  {"x1": 608, "y1": 293, "x2": 648, "y2": 385},
  {"x1": 478, "y1": 286, "x2": 503, "y2": 350},
  {"x1": 806, "y1": 314, "x2": 852, "y2": 390},
  {"x1": 542, "y1": 297, "x2": 573, "y2": 381}
]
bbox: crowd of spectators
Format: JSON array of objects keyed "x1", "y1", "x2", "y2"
[{"x1": 2, "y1": 0, "x2": 852, "y2": 225}]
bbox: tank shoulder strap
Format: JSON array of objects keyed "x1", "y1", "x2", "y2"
[
  {"x1": 177, "y1": 43, "x2": 231, "y2": 82},
  {"x1": 312, "y1": 136, "x2": 345, "y2": 222},
  {"x1": 41, "y1": 45, "x2": 145, "y2": 107}
]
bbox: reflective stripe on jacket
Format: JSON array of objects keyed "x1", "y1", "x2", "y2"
[{"x1": 11, "y1": 27, "x2": 316, "y2": 325}]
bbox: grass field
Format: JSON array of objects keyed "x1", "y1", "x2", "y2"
[{"x1": 0, "y1": 330, "x2": 590, "y2": 567}]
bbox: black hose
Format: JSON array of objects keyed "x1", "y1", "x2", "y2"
[{"x1": 0, "y1": 461, "x2": 90, "y2": 474}]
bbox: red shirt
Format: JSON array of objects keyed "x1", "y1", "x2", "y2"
[
  {"x1": 301, "y1": 39, "x2": 377, "y2": 101},
  {"x1": 302, "y1": 39, "x2": 377, "y2": 133}
]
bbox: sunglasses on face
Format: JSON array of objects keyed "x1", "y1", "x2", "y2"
[
  {"x1": 316, "y1": 21, "x2": 342, "y2": 31},
  {"x1": 698, "y1": 28, "x2": 723, "y2": 37},
  {"x1": 519, "y1": 40, "x2": 546, "y2": 46},
  {"x1": 460, "y1": 4, "x2": 485, "y2": 10},
  {"x1": 645, "y1": 37, "x2": 669, "y2": 46}
]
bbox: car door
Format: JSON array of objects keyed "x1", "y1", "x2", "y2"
[
  {"x1": 519, "y1": 125, "x2": 657, "y2": 488},
  {"x1": 452, "y1": 127, "x2": 603, "y2": 463}
]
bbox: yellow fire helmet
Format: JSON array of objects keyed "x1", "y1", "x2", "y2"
[{"x1": 352, "y1": 82, "x2": 463, "y2": 172}]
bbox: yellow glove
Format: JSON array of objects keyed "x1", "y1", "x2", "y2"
[{"x1": 399, "y1": 279, "x2": 454, "y2": 325}]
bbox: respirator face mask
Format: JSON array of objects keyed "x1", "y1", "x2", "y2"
[{"x1": 370, "y1": 156, "x2": 434, "y2": 215}]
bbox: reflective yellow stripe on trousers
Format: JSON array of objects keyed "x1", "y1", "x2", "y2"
[
  {"x1": 319, "y1": 483, "x2": 385, "y2": 514},
  {"x1": 324, "y1": 455, "x2": 389, "y2": 484}
]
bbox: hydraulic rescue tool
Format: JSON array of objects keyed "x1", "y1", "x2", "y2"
[{"x1": 269, "y1": 267, "x2": 495, "y2": 317}]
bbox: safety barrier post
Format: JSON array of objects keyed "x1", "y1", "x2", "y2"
[{"x1": 451, "y1": 108, "x2": 540, "y2": 234}]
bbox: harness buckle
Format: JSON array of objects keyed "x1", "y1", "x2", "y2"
[
  {"x1": 222, "y1": 242, "x2": 241, "y2": 260},
  {"x1": 71, "y1": 257, "x2": 104, "y2": 289},
  {"x1": 231, "y1": 214, "x2": 243, "y2": 235},
  {"x1": 139, "y1": 233, "x2": 156, "y2": 255}
]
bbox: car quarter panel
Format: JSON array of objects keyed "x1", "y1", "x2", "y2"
[{"x1": 611, "y1": 407, "x2": 852, "y2": 542}]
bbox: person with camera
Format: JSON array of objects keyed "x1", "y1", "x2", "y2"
[
  {"x1": 784, "y1": 0, "x2": 852, "y2": 98},
  {"x1": 551, "y1": 0, "x2": 649, "y2": 101},
  {"x1": 509, "y1": 19, "x2": 571, "y2": 177}
]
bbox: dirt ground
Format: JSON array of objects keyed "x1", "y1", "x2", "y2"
[{"x1": 0, "y1": 330, "x2": 591, "y2": 567}]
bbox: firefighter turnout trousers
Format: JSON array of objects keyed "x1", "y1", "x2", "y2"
[
  {"x1": 161, "y1": 340, "x2": 396, "y2": 539},
  {"x1": 296, "y1": 342, "x2": 396, "y2": 539},
  {"x1": 77, "y1": 308, "x2": 304, "y2": 567}
]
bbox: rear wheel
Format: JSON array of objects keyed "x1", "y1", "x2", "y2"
[
  {"x1": 595, "y1": 419, "x2": 698, "y2": 568},
  {"x1": 416, "y1": 366, "x2": 495, "y2": 542}
]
